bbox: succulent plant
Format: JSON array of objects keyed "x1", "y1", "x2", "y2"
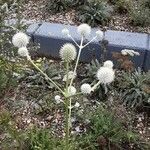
[
  {"x1": 118, "y1": 69, "x2": 150, "y2": 109},
  {"x1": 47, "y1": 0, "x2": 77, "y2": 13},
  {"x1": 78, "y1": 0, "x2": 113, "y2": 27}
]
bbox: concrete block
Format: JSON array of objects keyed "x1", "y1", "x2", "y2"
[{"x1": 27, "y1": 22, "x2": 150, "y2": 70}]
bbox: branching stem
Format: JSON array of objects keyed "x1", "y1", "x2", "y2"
[
  {"x1": 27, "y1": 56, "x2": 65, "y2": 95},
  {"x1": 70, "y1": 36, "x2": 84, "y2": 86}
]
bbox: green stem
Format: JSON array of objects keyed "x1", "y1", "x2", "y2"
[
  {"x1": 91, "y1": 80, "x2": 101, "y2": 91},
  {"x1": 65, "y1": 97, "x2": 70, "y2": 150},
  {"x1": 66, "y1": 61, "x2": 69, "y2": 91},
  {"x1": 70, "y1": 36, "x2": 84, "y2": 86},
  {"x1": 82, "y1": 36, "x2": 97, "y2": 48},
  {"x1": 65, "y1": 61, "x2": 70, "y2": 149},
  {"x1": 66, "y1": 92, "x2": 82, "y2": 98},
  {"x1": 27, "y1": 56, "x2": 65, "y2": 95},
  {"x1": 68, "y1": 98, "x2": 72, "y2": 128}
]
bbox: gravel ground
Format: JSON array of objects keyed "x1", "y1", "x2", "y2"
[
  {"x1": 1, "y1": 0, "x2": 150, "y2": 148},
  {"x1": 20, "y1": 0, "x2": 150, "y2": 33}
]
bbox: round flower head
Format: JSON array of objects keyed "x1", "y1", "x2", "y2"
[
  {"x1": 103, "y1": 60, "x2": 114, "y2": 69},
  {"x1": 12, "y1": 32, "x2": 29, "y2": 48},
  {"x1": 18, "y1": 47, "x2": 29, "y2": 57},
  {"x1": 96, "y1": 30, "x2": 103, "y2": 40},
  {"x1": 62, "y1": 28, "x2": 70, "y2": 36},
  {"x1": 54, "y1": 95, "x2": 61, "y2": 104},
  {"x1": 81, "y1": 83, "x2": 92, "y2": 94},
  {"x1": 97, "y1": 67, "x2": 115, "y2": 84},
  {"x1": 68, "y1": 86, "x2": 76, "y2": 96},
  {"x1": 77, "y1": 24, "x2": 91, "y2": 37},
  {"x1": 74, "y1": 102, "x2": 80, "y2": 108},
  {"x1": 63, "y1": 71, "x2": 76, "y2": 82},
  {"x1": 60, "y1": 43, "x2": 77, "y2": 62}
]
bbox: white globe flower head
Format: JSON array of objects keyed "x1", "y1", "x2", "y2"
[
  {"x1": 63, "y1": 71, "x2": 76, "y2": 82},
  {"x1": 103, "y1": 60, "x2": 114, "y2": 69},
  {"x1": 62, "y1": 28, "x2": 70, "y2": 36},
  {"x1": 74, "y1": 102, "x2": 80, "y2": 108},
  {"x1": 96, "y1": 30, "x2": 103, "y2": 40},
  {"x1": 77, "y1": 23, "x2": 91, "y2": 37},
  {"x1": 12, "y1": 32, "x2": 29, "y2": 48},
  {"x1": 55, "y1": 95, "x2": 61, "y2": 101},
  {"x1": 81, "y1": 83, "x2": 92, "y2": 94},
  {"x1": 97, "y1": 67, "x2": 115, "y2": 84},
  {"x1": 60, "y1": 43, "x2": 77, "y2": 62},
  {"x1": 68, "y1": 86, "x2": 76, "y2": 96},
  {"x1": 54, "y1": 95, "x2": 61, "y2": 104},
  {"x1": 18, "y1": 47, "x2": 29, "y2": 57}
]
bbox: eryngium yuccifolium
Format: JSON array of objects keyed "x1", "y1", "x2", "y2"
[
  {"x1": 63, "y1": 71, "x2": 76, "y2": 82},
  {"x1": 12, "y1": 32, "x2": 29, "y2": 48},
  {"x1": 74, "y1": 102, "x2": 80, "y2": 108},
  {"x1": 60, "y1": 43, "x2": 77, "y2": 62},
  {"x1": 77, "y1": 24, "x2": 91, "y2": 37},
  {"x1": 96, "y1": 30, "x2": 103, "y2": 40},
  {"x1": 68, "y1": 86, "x2": 76, "y2": 96},
  {"x1": 18, "y1": 47, "x2": 29, "y2": 57},
  {"x1": 81, "y1": 83, "x2": 92, "y2": 94},
  {"x1": 54, "y1": 95, "x2": 61, "y2": 104},
  {"x1": 97, "y1": 67, "x2": 115, "y2": 84},
  {"x1": 62, "y1": 28, "x2": 70, "y2": 36},
  {"x1": 103, "y1": 60, "x2": 114, "y2": 69}
]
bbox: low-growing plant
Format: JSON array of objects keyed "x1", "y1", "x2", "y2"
[
  {"x1": 26, "y1": 128, "x2": 58, "y2": 150},
  {"x1": 129, "y1": 3, "x2": 150, "y2": 27},
  {"x1": 118, "y1": 69, "x2": 150, "y2": 109},
  {"x1": 0, "y1": 0, "x2": 14, "y2": 6},
  {"x1": 142, "y1": 0, "x2": 150, "y2": 8},
  {"x1": 109, "y1": 0, "x2": 131, "y2": 13},
  {"x1": 0, "y1": 110, "x2": 25, "y2": 149},
  {"x1": 46, "y1": 0, "x2": 87, "y2": 14},
  {"x1": 78, "y1": 106, "x2": 142, "y2": 149},
  {"x1": 82, "y1": 59, "x2": 113, "y2": 101},
  {"x1": 0, "y1": 0, "x2": 27, "y2": 99},
  {"x1": 11, "y1": 23, "x2": 117, "y2": 149},
  {"x1": 46, "y1": 0, "x2": 74, "y2": 14},
  {"x1": 0, "y1": 57, "x2": 18, "y2": 98},
  {"x1": 78, "y1": 0, "x2": 113, "y2": 27}
]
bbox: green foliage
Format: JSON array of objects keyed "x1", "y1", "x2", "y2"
[
  {"x1": 142, "y1": 0, "x2": 150, "y2": 8},
  {"x1": 0, "y1": 0, "x2": 28, "y2": 98},
  {"x1": 25, "y1": 59, "x2": 64, "y2": 89},
  {"x1": 47, "y1": 0, "x2": 113, "y2": 26},
  {"x1": 25, "y1": 127, "x2": 78, "y2": 150},
  {"x1": 129, "y1": 2, "x2": 150, "y2": 27},
  {"x1": 78, "y1": 107, "x2": 139, "y2": 149},
  {"x1": 82, "y1": 59, "x2": 101, "y2": 84},
  {"x1": 0, "y1": 0, "x2": 13, "y2": 6},
  {"x1": 0, "y1": 110, "x2": 25, "y2": 149},
  {"x1": 26, "y1": 128, "x2": 55, "y2": 150},
  {"x1": 46, "y1": 0, "x2": 75, "y2": 13},
  {"x1": 118, "y1": 69, "x2": 150, "y2": 108},
  {"x1": 82, "y1": 59, "x2": 112, "y2": 101},
  {"x1": 0, "y1": 57, "x2": 17, "y2": 98},
  {"x1": 112, "y1": 0, "x2": 131, "y2": 13},
  {"x1": 136, "y1": 0, "x2": 150, "y2": 9},
  {"x1": 78, "y1": 0, "x2": 113, "y2": 27}
]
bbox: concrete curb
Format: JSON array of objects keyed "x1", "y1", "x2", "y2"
[{"x1": 27, "y1": 22, "x2": 150, "y2": 71}]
